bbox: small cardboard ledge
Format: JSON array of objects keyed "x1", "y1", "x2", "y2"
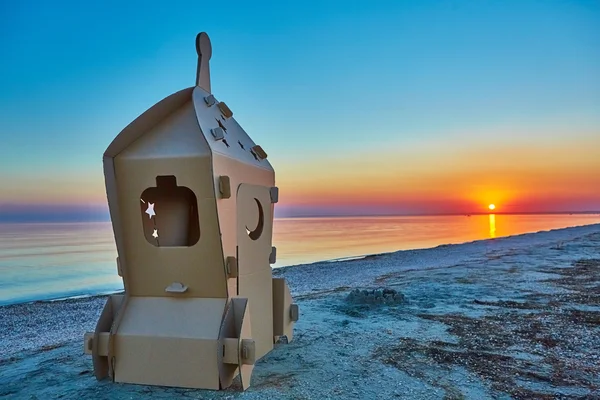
[{"x1": 165, "y1": 282, "x2": 188, "y2": 293}]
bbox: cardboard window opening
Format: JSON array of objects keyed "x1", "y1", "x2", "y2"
[{"x1": 140, "y1": 175, "x2": 201, "y2": 247}]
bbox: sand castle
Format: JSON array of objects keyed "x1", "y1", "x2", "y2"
[{"x1": 83, "y1": 32, "x2": 298, "y2": 391}]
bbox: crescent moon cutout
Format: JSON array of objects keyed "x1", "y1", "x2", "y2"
[{"x1": 246, "y1": 198, "x2": 264, "y2": 241}]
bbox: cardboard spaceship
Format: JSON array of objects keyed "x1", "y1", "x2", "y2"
[{"x1": 83, "y1": 32, "x2": 298, "y2": 391}]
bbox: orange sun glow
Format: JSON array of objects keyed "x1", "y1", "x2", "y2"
[{"x1": 488, "y1": 204, "x2": 496, "y2": 211}]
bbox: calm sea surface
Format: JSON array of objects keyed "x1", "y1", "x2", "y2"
[{"x1": 0, "y1": 214, "x2": 599, "y2": 306}]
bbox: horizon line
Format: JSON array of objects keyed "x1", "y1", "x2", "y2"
[{"x1": 1, "y1": 210, "x2": 599, "y2": 224}]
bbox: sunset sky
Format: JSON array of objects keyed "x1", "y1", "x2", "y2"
[{"x1": 1, "y1": 0, "x2": 599, "y2": 221}]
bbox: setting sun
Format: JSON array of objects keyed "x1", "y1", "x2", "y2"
[{"x1": 488, "y1": 204, "x2": 496, "y2": 211}]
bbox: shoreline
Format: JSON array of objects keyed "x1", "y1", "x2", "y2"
[{"x1": 2, "y1": 222, "x2": 599, "y2": 308}]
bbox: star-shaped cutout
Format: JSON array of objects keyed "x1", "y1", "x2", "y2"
[
  {"x1": 145, "y1": 203, "x2": 156, "y2": 219},
  {"x1": 152, "y1": 229, "x2": 159, "y2": 239}
]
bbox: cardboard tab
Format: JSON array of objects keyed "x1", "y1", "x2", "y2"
[
  {"x1": 204, "y1": 95, "x2": 216, "y2": 106},
  {"x1": 290, "y1": 304, "x2": 299, "y2": 322},
  {"x1": 269, "y1": 187, "x2": 279, "y2": 203},
  {"x1": 217, "y1": 102, "x2": 233, "y2": 119},
  {"x1": 211, "y1": 127, "x2": 225, "y2": 141},
  {"x1": 251, "y1": 145, "x2": 267, "y2": 160},
  {"x1": 241, "y1": 339, "x2": 256, "y2": 365},
  {"x1": 85, "y1": 332, "x2": 110, "y2": 356},
  {"x1": 165, "y1": 282, "x2": 188, "y2": 293},
  {"x1": 219, "y1": 176, "x2": 231, "y2": 199},
  {"x1": 225, "y1": 256, "x2": 238, "y2": 278},
  {"x1": 84, "y1": 332, "x2": 94, "y2": 354}
]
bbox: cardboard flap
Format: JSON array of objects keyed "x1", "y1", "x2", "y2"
[
  {"x1": 217, "y1": 298, "x2": 255, "y2": 390},
  {"x1": 234, "y1": 298, "x2": 254, "y2": 390},
  {"x1": 218, "y1": 300, "x2": 238, "y2": 389},
  {"x1": 272, "y1": 278, "x2": 296, "y2": 343},
  {"x1": 91, "y1": 294, "x2": 123, "y2": 380}
]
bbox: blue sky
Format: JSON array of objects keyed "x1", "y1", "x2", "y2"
[{"x1": 1, "y1": 0, "x2": 599, "y2": 221}]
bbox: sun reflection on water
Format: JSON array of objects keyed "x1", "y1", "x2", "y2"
[{"x1": 489, "y1": 214, "x2": 496, "y2": 238}]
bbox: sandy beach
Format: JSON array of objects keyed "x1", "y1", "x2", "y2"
[{"x1": 1, "y1": 223, "x2": 599, "y2": 399}]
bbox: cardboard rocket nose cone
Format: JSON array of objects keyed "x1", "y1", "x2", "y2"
[
  {"x1": 84, "y1": 31, "x2": 298, "y2": 392},
  {"x1": 196, "y1": 32, "x2": 212, "y2": 93}
]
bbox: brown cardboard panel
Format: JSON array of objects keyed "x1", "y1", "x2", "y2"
[
  {"x1": 117, "y1": 297, "x2": 225, "y2": 338},
  {"x1": 116, "y1": 101, "x2": 210, "y2": 160},
  {"x1": 213, "y1": 200, "x2": 236, "y2": 287},
  {"x1": 272, "y1": 278, "x2": 295, "y2": 342},
  {"x1": 107, "y1": 294, "x2": 129, "y2": 380},
  {"x1": 113, "y1": 297, "x2": 226, "y2": 388},
  {"x1": 192, "y1": 87, "x2": 274, "y2": 172},
  {"x1": 227, "y1": 277, "x2": 237, "y2": 299},
  {"x1": 114, "y1": 335, "x2": 220, "y2": 389},
  {"x1": 236, "y1": 184, "x2": 274, "y2": 360},
  {"x1": 103, "y1": 158, "x2": 131, "y2": 294},
  {"x1": 91, "y1": 298, "x2": 112, "y2": 379},
  {"x1": 112, "y1": 154, "x2": 227, "y2": 298},
  {"x1": 110, "y1": 98, "x2": 227, "y2": 298},
  {"x1": 213, "y1": 155, "x2": 274, "y2": 298},
  {"x1": 217, "y1": 299, "x2": 238, "y2": 389},
  {"x1": 235, "y1": 298, "x2": 254, "y2": 390},
  {"x1": 90, "y1": 294, "x2": 124, "y2": 379},
  {"x1": 104, "y1": 88, "x2": 194, "y2": 159},
  {"x1": 222, "y1": 338, "x2": 240, "y2": 364}
]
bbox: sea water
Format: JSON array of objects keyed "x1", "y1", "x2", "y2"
[{"x1": 1, "y1": 214, "x2": 599, "y2": 305}]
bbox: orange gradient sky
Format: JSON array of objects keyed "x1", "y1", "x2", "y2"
[
  {"x1": 273, "y1": 125, "x2": 600, "y2": 216},
  {"x1": 2, "y1": 121, "x2": 598, "y2": 220},
  {"x1": 1, "y1": 1, "x2": 599, "y2": 221}
]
